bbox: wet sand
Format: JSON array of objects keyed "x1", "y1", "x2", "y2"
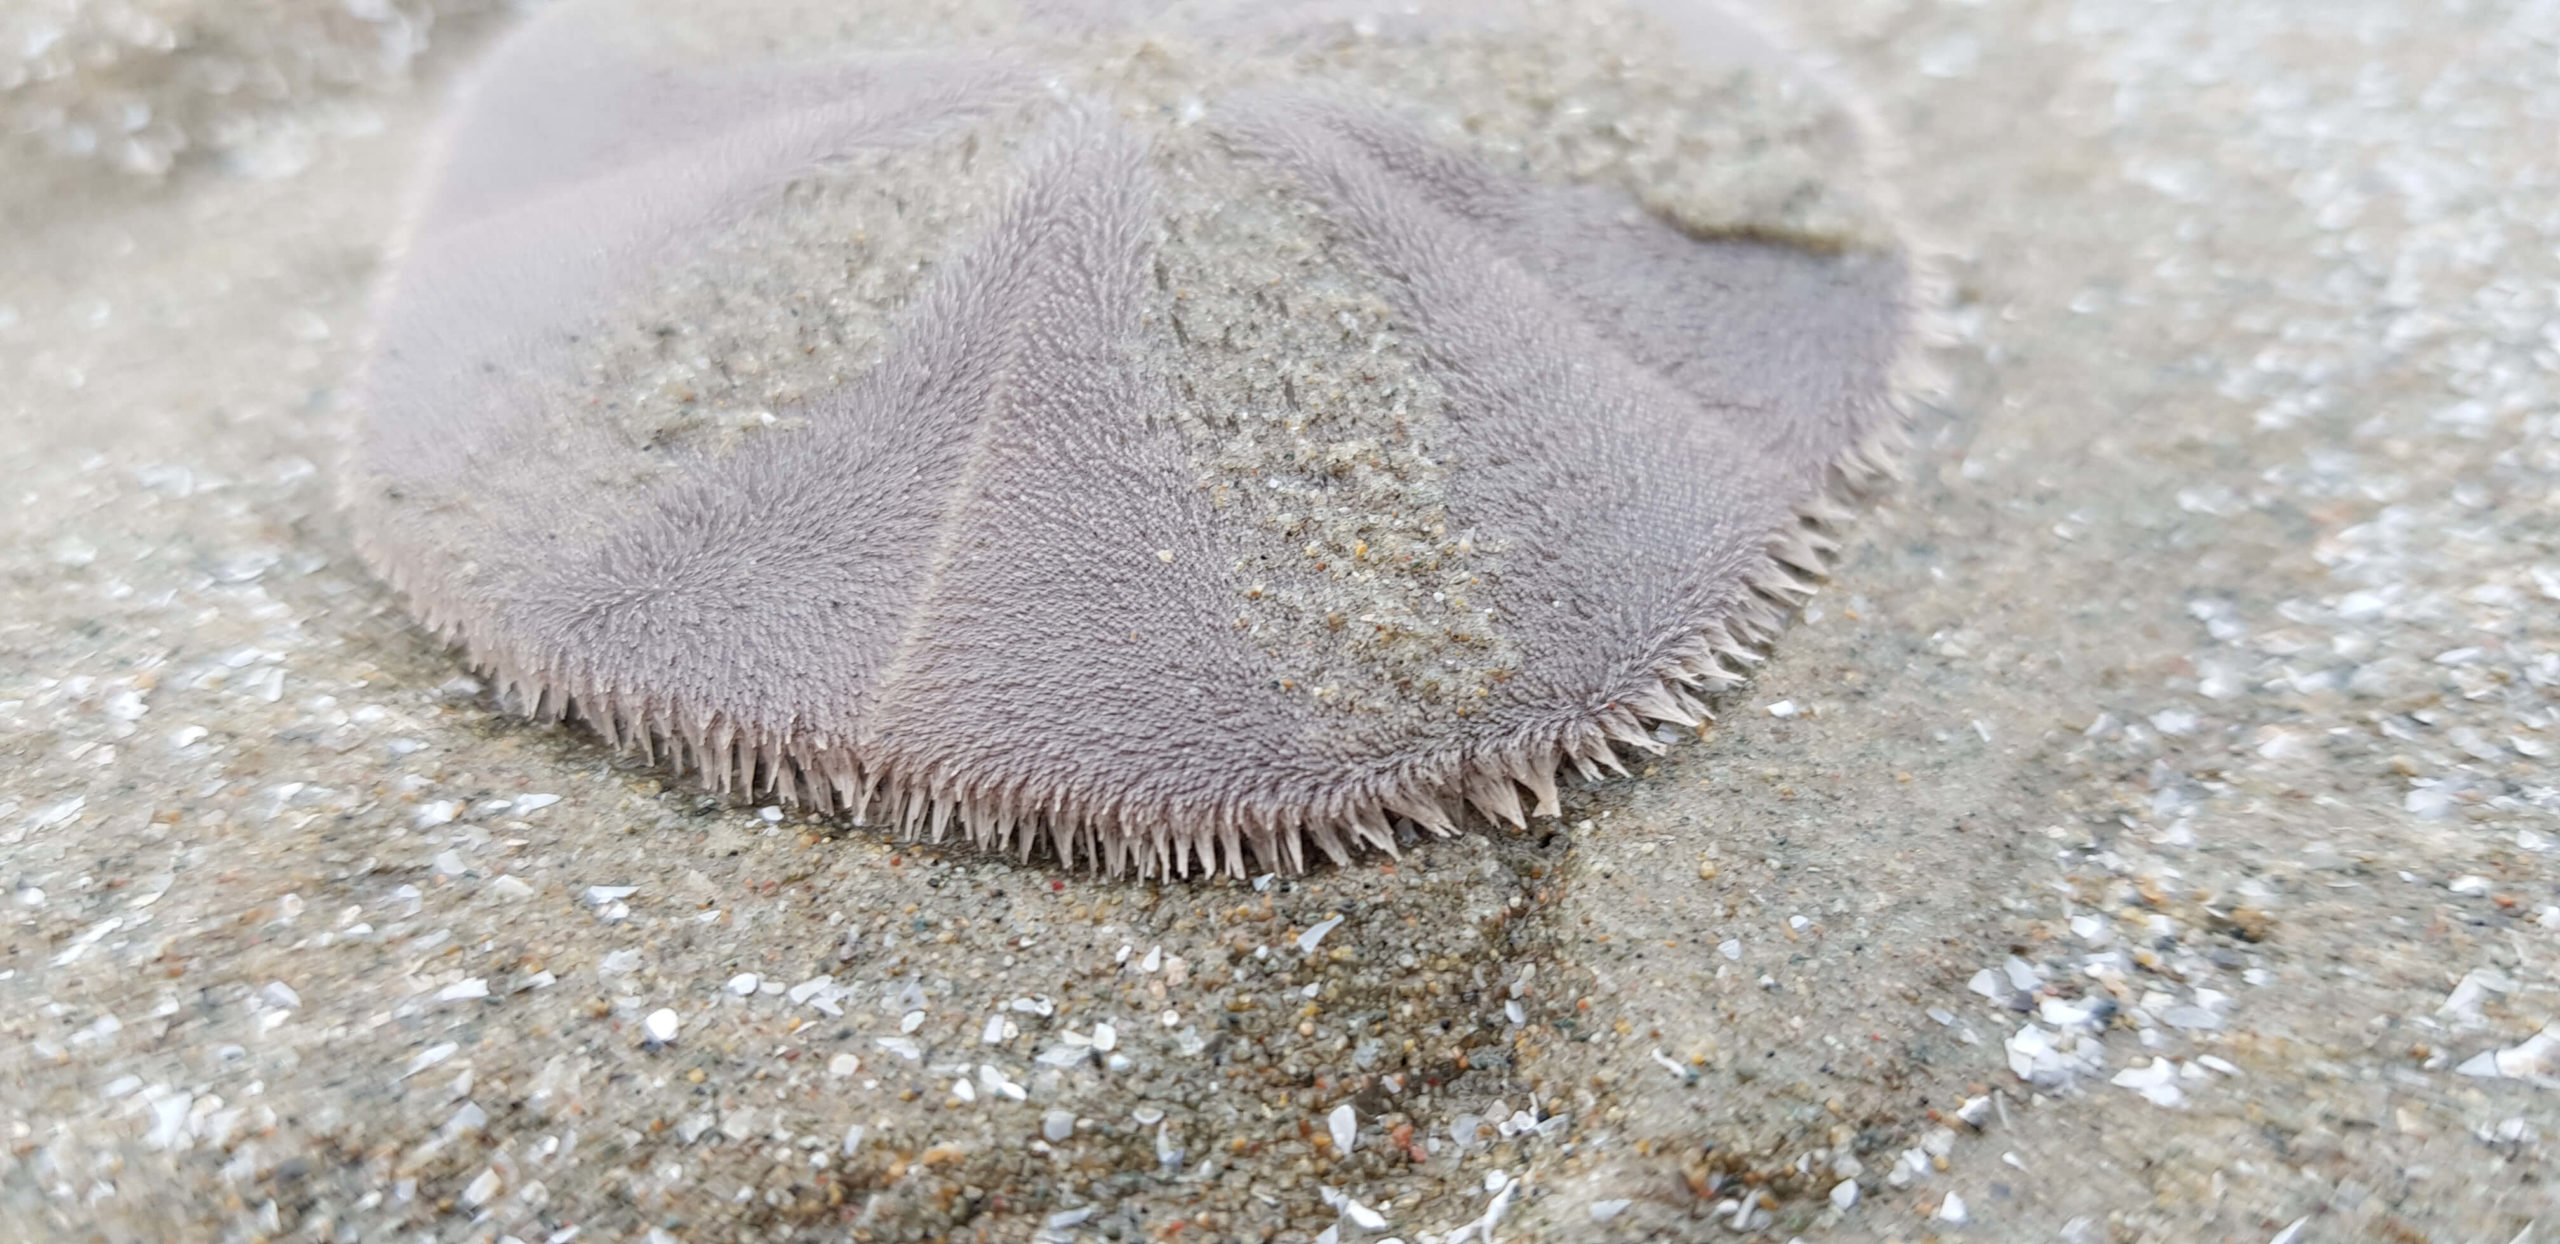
[{"x1": 4, "y1": 1, "x2": 2555, "y2": 1240}]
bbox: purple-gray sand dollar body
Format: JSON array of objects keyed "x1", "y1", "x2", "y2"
[{"x1": 346, "y1": 0, "x2": 1920, "y2": 876}]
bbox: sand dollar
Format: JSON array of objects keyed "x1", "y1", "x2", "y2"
[{"x1": 348, "y1": 0, "x2": 1925, "y2": 875}]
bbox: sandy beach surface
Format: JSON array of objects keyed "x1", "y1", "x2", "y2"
[{"x1": 4, "y1": 1, "x2": 2556, "y2": 1241}]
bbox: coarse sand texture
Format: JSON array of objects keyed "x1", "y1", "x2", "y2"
[{"x1": 346, "y1": 0, "x2": 1925, "y2": 876}]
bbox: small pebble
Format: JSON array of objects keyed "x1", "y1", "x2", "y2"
[{"x1": 643, "y1": 1009, "x2": 679, "y2": 1044}]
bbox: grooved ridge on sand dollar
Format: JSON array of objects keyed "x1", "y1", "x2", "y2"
[{"x1": 346, "y1": 0, "x2": 1927, "y2": 877}]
